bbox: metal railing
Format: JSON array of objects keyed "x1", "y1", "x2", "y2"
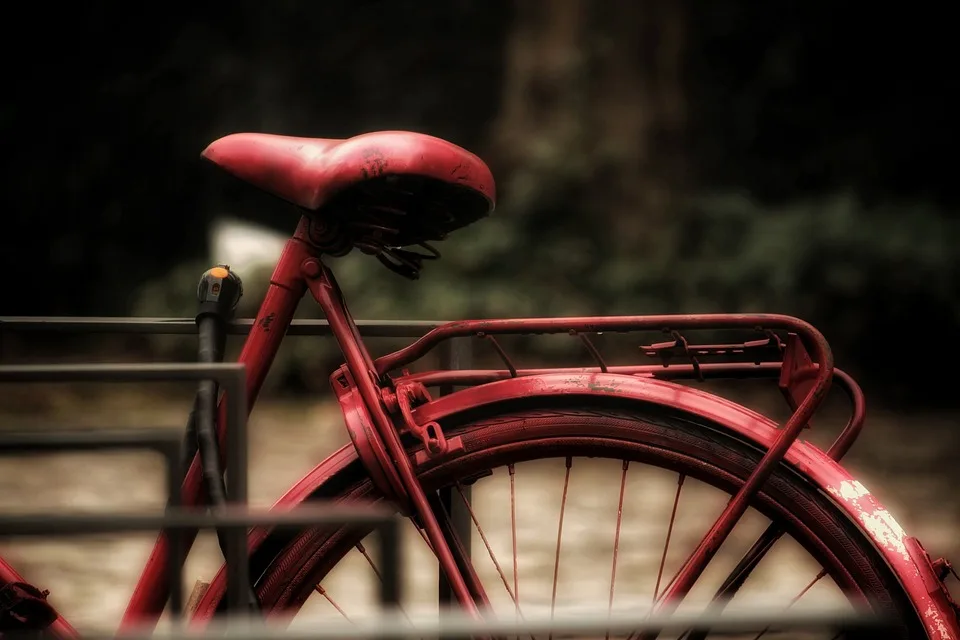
[
  {"x1": 0, "y1": 316, "x2": 895, "y2": 638},
  {"x1": 0, "y1": 359, "x2": 401, "y2": 618},
  {"x1": 103, "y1": 607, "x2": 892, "y2": 639},
  {"x1": 0, "y1": 317, "x2": 466, "y2": 615}
]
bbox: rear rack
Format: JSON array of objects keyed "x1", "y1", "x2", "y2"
[{"x1": 374, "y1": 314, "x2": 865, "y2": 462}]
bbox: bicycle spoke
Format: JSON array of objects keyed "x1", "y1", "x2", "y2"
[
  {"x1": 427, "y1": 489, "x2": 496, "y2": 611},
  {"x1": 509, "y1": 463, "x2": 520, "y2": 626},
  {"x1": 712, "y1": 523, "x2": 784, "y2": 599},
  {"x1": 625, "y1": 475, "x2": 686, "y2": 640},
  {"x1": 314, "y1": 585, "x2": 351, "y2": 622},
  {"x1": 355, "y1": 542, "x2": 417, "y2": 629},
  {"x1": 793, "y1": 569, "x2": 828, "y2": 602},
  {"x1": 683, "y1": 524, "x2": 785, "y2": 640},
  {"x1": 455, "y1": 481, "x2": 534, "y2": 640},
  {"x1": 414, "y1": 523, "x2": 435, "y2": 553},
  {"x1": 548, "y1": 457, "x2": 573, "y2": 640},
  {"x1": 654, "y1": 474, "x2": 686, "y2": 603},
  {"x1": 355, "y1": 542, "x2": 383, "y2": 582},
  {"x1": 749, "y1": 569, "x2": 827, "y2": 640},
  {"x1": 455, "y1": 482, "x2": 520, "y2": 604},
  {"x1": 606, "y1": 461, "x2": 629, "y2": 640}
]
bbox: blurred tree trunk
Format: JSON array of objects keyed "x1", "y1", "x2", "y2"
[{"x1": 493, "y1": 0, "x2": 688, "y2": 253}]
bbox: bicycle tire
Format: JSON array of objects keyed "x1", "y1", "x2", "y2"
[{"x1": 192, "y1": 399, "x2": 927, "y2": 638}]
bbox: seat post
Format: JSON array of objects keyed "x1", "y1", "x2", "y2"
[
  {"x1": 300, "y1": 247, "x2": 379, "y2": 386},
  {"x1": 301, "y1": 241, "x2": 484, "y2": 616}
]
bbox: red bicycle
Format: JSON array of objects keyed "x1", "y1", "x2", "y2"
[{"x1": 3, "y1": 131, "x2": 957, "y2": 639}]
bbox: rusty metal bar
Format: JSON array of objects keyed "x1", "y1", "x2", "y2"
[
  {"x1": 0, "y1": 506, "x2": 402, "y2": 609},
  {"x1": 0, "y1": 428, "x2": 180, "y2": 456},
  {"x1": 0, "y1": 362, "x2": 245, "y2": 385},
  {"x1": 0, "y1": 317, "x2": 446, "y2": 337},
  {"x1": 0, "y1": 505, "x2": 398, "y2": 536},
  {"x1": 436, "y1": 338, "x2": 474, "y2": 608},
  {"x1": 225, "y1": 372, "x2": 248, "y2": 613},
  {"x1": 65, "y1": 606, "x2": 891, "y2": 640}
]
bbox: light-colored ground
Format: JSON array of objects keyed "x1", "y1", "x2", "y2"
[{"x1": 0, "y1": 385, "x2": 957, "y2": 631}]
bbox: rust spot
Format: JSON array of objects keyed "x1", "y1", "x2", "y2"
[
  {"x1": 259, "y1": 312, "x2": 276, "y2": 332},
  {"x1": 360, "y1": 148, "x2": 388, "y2": 180},
  {"x1": 588, "y1": 381, "x2": 619, "y2": 393},
  {"x1": 450, "y1": 161, "x2": 472, "y2": 182},
  {"x1": 924, "y1": 604, "x2": 954, "y2": 639}
]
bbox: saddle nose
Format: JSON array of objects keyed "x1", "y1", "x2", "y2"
[{"x1": 201, "y1": 133, "x2": 341, "y2": 210}]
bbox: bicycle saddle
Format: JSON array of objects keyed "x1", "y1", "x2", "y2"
[{"x1": 202, "y1": 131, "x2": 495, "y2": 239}]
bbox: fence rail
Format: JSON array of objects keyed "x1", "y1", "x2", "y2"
[
  {"x1": 0, "y1": 356, "x2": 401, "y2": 619},
  {"x1": 0, "y1": 316, "x2": 460, "y2": 623},
  {"x1": 0, "y1": 317, "x2": 446, "y2": 337},
  {"x1": 83, "y1": 607, "x2": 892, "y2": 639}
]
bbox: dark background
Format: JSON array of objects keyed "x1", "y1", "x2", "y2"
[{"x1": 2, "y1": 0, "x2": 957, "y2": 406}]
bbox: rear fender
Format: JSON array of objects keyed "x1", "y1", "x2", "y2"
[{"x1": 411, "y1": 372, "x2": 958, "y2": 639}]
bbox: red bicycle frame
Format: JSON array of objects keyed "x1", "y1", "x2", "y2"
[{"x1": 125, "y1": 210, "x2": 838, "y2": 629}]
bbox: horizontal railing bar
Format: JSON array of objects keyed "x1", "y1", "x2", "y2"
[
  {"x1": 0, "y1": 427, "x2": 180, "y2": 455},
  {"x1": 0, "y1": 316, "x2": 447, "y2": 337},
  {"x1": 0, "y1": 505, "x2": 397, "y2": 537},
  {"x1": 0, "y1": 423, "x2": 188, "y2": 615},
  {"x1": 67, "y1": 607, "x2": 891, "y2": 640},
  {"x1": 0, "y1": 362, "x2": 245, "y2": 383}
]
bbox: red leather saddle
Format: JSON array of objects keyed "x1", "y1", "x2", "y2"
[{"x1": 202, "y1": 131, "x2": 496, "y2": 258}]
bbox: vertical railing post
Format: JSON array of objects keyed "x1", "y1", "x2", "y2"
[
  {"x1": 164, "y1": 437, "x2": 185, "y2": 623},
  {"x1": 223, "y1": 368, "x2": 250, "y2": 614},
  {"x1": 436, "y1": 338, "x2": 473, "y2": 607},
  {"x1": 378, "y1": 517, "x2": 402, "y2": 608}
]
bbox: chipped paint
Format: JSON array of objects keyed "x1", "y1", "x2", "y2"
[
  {"x1": 925, "y1": 604, "x2": 954, "y2": 640},
  {"x1": 587, "y1": 381, "x2": 620, "y2": 393},
  {"x1": 859, "y1": 507, "x2": 911, "y2": 562},
  {"x1": 834, "y1": 479, "x2": 871, "y2": 500},
  {"x1": 828, "y1": 480, "x2": 911, "y2": 562}
]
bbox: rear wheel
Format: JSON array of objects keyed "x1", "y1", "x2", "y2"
[{"x1": 195, "y1": 401, "x2": 927, "y2": 638}]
